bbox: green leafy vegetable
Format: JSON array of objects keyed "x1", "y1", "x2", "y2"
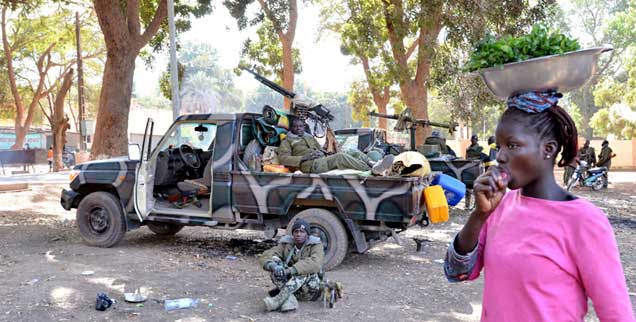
[{"x1": 465, "y1": 24, "x2": 580, "y2": 72}]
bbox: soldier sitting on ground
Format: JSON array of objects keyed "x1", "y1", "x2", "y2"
[
  {"x1": 277, "y1": 118, "x2": 393, "y2": 174},
  {"x1": 258, "y1": 219, "x2": 326, "y2": 312}
]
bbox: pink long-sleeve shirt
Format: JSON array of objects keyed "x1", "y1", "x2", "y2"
[{"x1": 468, "y1": 190, "x2": 634, "y2": 321}]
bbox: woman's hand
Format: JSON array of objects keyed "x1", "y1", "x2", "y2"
[{"x1": 473, "y1": 167, "x2": 509, "y2": 219}]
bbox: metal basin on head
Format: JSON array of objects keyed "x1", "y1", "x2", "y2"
[{"x1": 476, "y1": 47, "x2": 613, "y2": 100}]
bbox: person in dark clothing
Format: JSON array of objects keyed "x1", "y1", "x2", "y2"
[
  {"x1": 597, "y1": 140, "x2": 615, "y2": 188},
  {"x1": 466, "y1": 134, "x2": 488, "y2": 161},
  {"x1": 578, "y1": 139, "x2": 596, "y2": 166}
]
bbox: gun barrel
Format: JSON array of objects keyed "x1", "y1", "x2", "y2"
[
  {"x1": 368, "y1": 111, "x2": 456, "y2": 130},
  {"x1": 241, "y1": 67, "x2": 296, "y2": 99},
  {"x1": 368, "y1": 111, "x2": 399, "y2": 120}
]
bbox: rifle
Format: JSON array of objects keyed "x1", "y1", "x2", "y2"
[{"x1": 368, "y1": 108, "x2": 458, "y2": 151}]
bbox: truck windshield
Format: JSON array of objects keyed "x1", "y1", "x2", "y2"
[{"x1": 160, "y1": 122, "x2": 217, "y2": 151}]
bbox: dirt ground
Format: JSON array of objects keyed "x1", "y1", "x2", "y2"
[{"x1": 1, "y1": 172, "x2": 635, "y2": 322}]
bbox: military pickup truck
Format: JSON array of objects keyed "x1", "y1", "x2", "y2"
[{"x1": 61, "y1": 113, "x2": 434, "y2": 270}]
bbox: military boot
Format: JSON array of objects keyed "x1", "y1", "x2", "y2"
[
  {"x1": 279, "y1": 294, "x2": 298, "y2": 312},
  {"x1": 263, "y1": 287, "x2": 291, "y2": 311}
]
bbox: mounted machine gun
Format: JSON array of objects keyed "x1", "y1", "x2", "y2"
[
  {"x1": 242, "y1": 67, "x2": 334, "y2": 138},
  {"x1": 368, "y1": 108, "x2": 458, "y2": 151}
]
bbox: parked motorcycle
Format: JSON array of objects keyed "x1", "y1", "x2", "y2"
[{"x1": 566, "y1": 160, "x2": 608, "y2": 191}]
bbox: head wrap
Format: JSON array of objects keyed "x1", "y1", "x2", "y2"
[
  {"x1": 291, "y1": 219, "x2": 310, "y2": 233},
  {"x1": 507, "y1": 90, "x2": 562, "y2": 113}
]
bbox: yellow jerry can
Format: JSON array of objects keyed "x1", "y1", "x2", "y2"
[{"x1": 423, "y1": 185, "x2": 449, "y2": 224}]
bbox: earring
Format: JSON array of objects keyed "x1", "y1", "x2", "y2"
[{"x1": 545, "y1": 155, "x2": 551, "y2": 159}]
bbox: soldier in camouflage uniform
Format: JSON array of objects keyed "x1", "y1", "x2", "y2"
[
  {"x1": 259, "y1": 219, "x2": 324, "y2": 312},
  {"x1": 278, "y1": 118, "x2": 372, "y2": 173}
]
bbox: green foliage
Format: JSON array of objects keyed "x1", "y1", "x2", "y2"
[
  {"x1": 590, "y1": 104, "x2": 636, "y2": 139},
  {"x1": 589, "y1": 107, "x2": 611, "y2": 137},
  {"x1": 140, "y1": 0, "x2": 214, "y2": 64},
  {"x1": 236, "y1": 20, "x2": 302, "y2": 81},
  {"x1": 465, "y1": 24, "x2": 580, "y2": 72},
  {"x1": 159, "y1": 62, "x2": 185, "y2": 100},
  {"x1": 159, "y1": 42, "x2": 243, "y2": 112},
  {"x1": 347, "y1": 80, "x2": 373, "y2": 127}
]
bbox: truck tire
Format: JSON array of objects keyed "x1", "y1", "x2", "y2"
[
  {"x1": 76, "y1": 192, "x2": 127, "y2": 247},
  {"x1": 288, "y1": 208, "x2": 348, "y2": 271},
  {"x1": 147, "y1": 222, "x2": 184, "y2": 236}
]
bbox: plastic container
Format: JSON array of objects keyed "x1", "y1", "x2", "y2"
[
  {"x1": 164, "y1": 298, "x2": 199, "y2": 311},
  {"x1": 423, "y1": 185, "x2": 449, "y2": 224},
  {"x1": 432, "y1": 173, "x2": 466, "y2": 206}
]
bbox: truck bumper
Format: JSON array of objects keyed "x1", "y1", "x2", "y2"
[{"x1": 60, "y1": 189, "x2": 80, "y2": 210}]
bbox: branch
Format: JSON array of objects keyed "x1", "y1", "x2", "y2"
[
  {"x1": 257, "y1": 0, "x2": 285, "y2": 39},
  {"x1": 2, "y1": 7, "x2": 24, "y2": 114},
  {"x1": 137, "y1": 0, "x2": 168, "y2": 49},
  {"x1": 38, "y1": 99, "x2": 53, "y2": 125},
  {"x1": 127, "y1": 0, "x2": 141, "y2": 37},
  {"x1": 382, "y1": 0, "x2": 408, "y2": 72},
  {"x1": 414, "y1": 11, "x2": 442, "y2": 86},
  {"x1": 405, "y1": 38, "x2": 418, "y2": 61},
  {"x1": 286, "y1": 0, "x2": 298, "y2": 41}
]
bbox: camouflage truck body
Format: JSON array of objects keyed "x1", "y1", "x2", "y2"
[{"x1": 61, "y1": 113, "x2": 430, "y2": 269}]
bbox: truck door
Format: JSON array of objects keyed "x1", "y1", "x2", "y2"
[{"x1": 134, "y1": 118, "x2": 155, "y2": 219}]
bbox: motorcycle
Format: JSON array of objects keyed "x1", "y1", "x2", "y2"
[{"x1": 566, "y1": 160, "x2": 608, "y2": 191}]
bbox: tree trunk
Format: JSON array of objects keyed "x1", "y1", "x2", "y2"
[
  {"x1": 91, "y1": 50, "x2": 137, "y2": 158},
  {"x1": 281, "y1": 37, "x2": 294, "y2": 110},
  {"x1": 573, "y1": 84, "x2": 596, "y2": 139},
  {"x1": 400, "y1": 80, "x2": 429, "y2": 145},
  {"x1": 52, "y1": 70, "x2": 74, "y2": 171},
  {"x1": 377, "y1": 103, "x2": 388, "y2": 130},
  {"x1": 12, "y1": 125, "x2": 27, "y2": 150}
]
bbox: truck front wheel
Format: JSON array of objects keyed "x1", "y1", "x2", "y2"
[
  {"x1": 76, "y1": 192, "x2": 127, "y2": 247},
  {"x1": 288, "y1": 208, "x2": 348, "y2": 271}
]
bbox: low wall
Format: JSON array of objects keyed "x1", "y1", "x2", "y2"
[{"x1": 445, "y1": 138, "x2": 636, "y2": 170}]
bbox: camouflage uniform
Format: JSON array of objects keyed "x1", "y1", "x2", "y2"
[
  {"x1": 579, "y1": 146, "x2": 596, "y2": 166},
  {"x1": 466, "y1": 144, "x2": 486, "y2": 161},
  {"x1": 278, "y1": 133, "x2": 370, "y2": 173},
  {"x1": 258, "y1": 235, "x2": 324, "y2": 311}
]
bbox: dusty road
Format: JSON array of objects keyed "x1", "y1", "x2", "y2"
[{"x1": 0, "y1": 172, "x2": 635, "y2": 322}]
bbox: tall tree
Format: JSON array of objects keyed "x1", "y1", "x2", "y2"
[
  {"x1": 1, "y1": 4, "x2": 101, "y2": 150},
  {"x1": 41, "y1": 69, "x2": 74, "y2": 171},
  {"x1": 91, "y1": 0, "x2": 213, "y2": 158},
  {"x1": 224, "y1": 0, "x2": 300, "y2": 109},
  {"x1": 322, "y1": 0, "x2": 558, "y2": 144},
  {"x1": 566, "y1": 0, "x2": 630, "y2": 138},
  {"x1": 321, "y1": 0, "x2": 394, "y2": 130}
]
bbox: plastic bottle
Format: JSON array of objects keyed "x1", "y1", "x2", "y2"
[{"x1": 164, "y1": 298, "x2": 199, "y2": 311}]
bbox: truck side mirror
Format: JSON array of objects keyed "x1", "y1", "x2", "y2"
[{"x1": 128, "y1": 144, "x2": 141, "y2": 161}]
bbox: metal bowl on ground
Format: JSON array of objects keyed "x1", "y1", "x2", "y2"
[{"x1": 476, "y1": 47, "x2": 612, "y2": 100}]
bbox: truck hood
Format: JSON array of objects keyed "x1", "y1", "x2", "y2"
[{"x1": 72, "y1": 156, "x2": 140, "y2": 171}]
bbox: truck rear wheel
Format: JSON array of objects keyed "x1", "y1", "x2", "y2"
[
  {"x1": 147, "y1": 222, "x2": 184, "y2": 236},
  {"x1": 288, "y1": 208, "x2": 348, "y2": 271},
  {"x1": 76, "y1": 192, "x2": 127, "y2": 247}
]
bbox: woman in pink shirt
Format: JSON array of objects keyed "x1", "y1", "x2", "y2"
[{"x1": 444, "y1": 91, "x2": 634, "y2": 321}]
